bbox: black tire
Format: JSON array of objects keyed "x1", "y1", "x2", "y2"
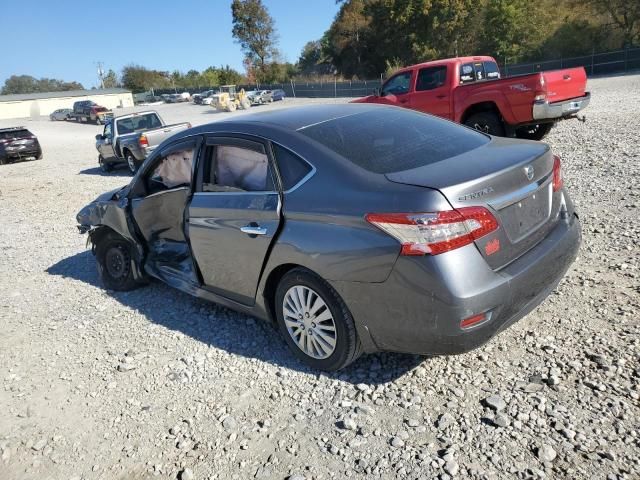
[
  {"x1": 125, "y1": 151, "x2": 138, "y2": 174},
  {"x1": 464, "y1": 112, "x2": 505, "y2": 137},
  {"x1": 515, "y1": 123, "x2": 553, "y2": 141},
  {"x1": 98, "y1": 155, "x2": 113, "y2": 172},
  {"x1": 275, "y1": 268, "x2": 362, "y2": 371},
  {"x1": 95, "y1": 233, "x2": 142, "y2": 291}
]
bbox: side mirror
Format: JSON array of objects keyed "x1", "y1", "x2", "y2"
[{"x1": 95, "y1": 134, "x2": 104, "y2": 141}]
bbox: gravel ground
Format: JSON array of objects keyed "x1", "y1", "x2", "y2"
[{"x1": 0, "y1": 77, "x2": 638, "y2": 480}]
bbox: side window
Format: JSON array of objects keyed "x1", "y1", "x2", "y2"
[
  {"x1": 103, "y1": 123, "x2": 112, "y2": 138},
  {"x1": 460, "y1": 63, "x2": 475, "y2": 84},
  {"x1": 147, "y1": 147, "x2": 195, "y2": 193},
  {"x1": 272, "y1": 144, "x2": 312, "y2": 190},
  {"x1": 416, "y1": 66, "x2": 447, "y2": 91},
  {"x1": 473, "y1": 62, "x2": 486, "y2": 81},
  {"x1": 202, "y1": 145, "x2": 273, "y2": 192},
  {"x1": 484, "y1": 61, "x2": 501, "y2": 79},
  {"x1": 381, "y1": 71, "x2": 412, "y2": 96}
]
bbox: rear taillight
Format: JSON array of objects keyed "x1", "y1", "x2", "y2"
[
  {"x1": 552, "y1": 154, "x2": 563, "y2": 191},
  {"x1": 534, "y1": 75, "x2": 546, "y2": 102},
  {"x1": 366, "y1": 206, "x2": 499, "y2": 256},
  {"x1": 139, "y1": 134, "x2": 149, "y2": 147}
]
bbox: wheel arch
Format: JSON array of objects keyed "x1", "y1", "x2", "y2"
[
  {"x1": 262, "y1": 263, "x2": 308, "y2": 324},
  {"x1": 460, "y1": 101, "x2": 503, "y2": 124}
]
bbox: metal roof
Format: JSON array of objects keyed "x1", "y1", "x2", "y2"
[{"x1": 0, "y1": 88, "x2": 131, "y2": 103}]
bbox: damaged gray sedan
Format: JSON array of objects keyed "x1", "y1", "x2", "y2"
[{"x1": 77, "y1": 104, "x2": 581, "y2": 370}]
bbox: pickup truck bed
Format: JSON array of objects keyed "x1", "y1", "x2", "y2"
[
  {"x1": 353, "y1": 56, "x2": 589, "y2": 140},
  {"x1": 95, "y1": 111, "x2": 190, "y2": 174}
]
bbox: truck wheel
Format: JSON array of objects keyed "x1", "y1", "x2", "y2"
[
  {"x1": 464, "y1": 112, "x2": 505, "y2": 137},
  {"x1": 515, "y1": 123, "x2": 553, "y2": 141},
  {"x1": 125, "y1": 152, "x2": 138, "y2": 174},
  {"x1": 99, "y1": 155, "x2": 113, "y2": 172},
  {"x1": 95, "y1": 233, "x2": 143, "y2": 291}
]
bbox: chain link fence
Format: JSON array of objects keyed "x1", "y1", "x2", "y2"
[{"x1": 148, "y1": 46, "x2": 638, "y2": 100}]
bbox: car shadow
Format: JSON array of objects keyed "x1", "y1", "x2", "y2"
[
  {"x1": 79, "y1": 167, "x2": 132, "y2": 177},
  {"x1": 47, "y1": 250, "x2": 425, "y2": 384}
]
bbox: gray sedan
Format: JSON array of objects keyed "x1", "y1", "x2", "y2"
[
  {"x1": 76, "y1": 104, "x2": 581, "y2": 370},
  {"x1": 50, "y1": 108, "x2": 72, "y2": 121}
]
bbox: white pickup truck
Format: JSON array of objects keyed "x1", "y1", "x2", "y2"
[{"x1": 95, "y1": 111, "x2": 190, "y2": 174}]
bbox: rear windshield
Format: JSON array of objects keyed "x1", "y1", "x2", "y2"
[
  {"x1": 0, "y1": 129, "x2": 31, "y2": 140},
  {"x1": 299, "y1": 108, "x2": 488, "y2": 174},
  {"x1": 116, "y1": 113, "x2": 162, "y2": 134}
]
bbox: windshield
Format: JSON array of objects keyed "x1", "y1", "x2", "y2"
[
  {"x1": 116, "y1": 113, "x2": 162, "y2": 135},
  {"x1": 300, "y1": 108, "x2": 489, "y2": 174}
]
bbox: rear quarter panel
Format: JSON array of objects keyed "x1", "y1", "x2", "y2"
[{"x1": 454, "y1": 74, "x2": 543, "y2": 124}]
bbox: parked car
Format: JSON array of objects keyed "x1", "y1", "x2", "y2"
[
  {"x1": 50, "y1": 108, "x2": 72, "y2": 121},
  {"x1": 353, "y1": 56, "x2": 589, "y2": 140},
  {"x1": 0, "y1": 127, "x2": 42, "y2": 165},
  {"x1": 194, "y1": 90, "x2": 215, "y2": 104},
  {"x1": 77, "y1": 104, "x2": 581, "y2": 370},
  {"x1": 95, "y1": 111, "x2": 190, "y2": 174},
  {"x1": 69, "y1": 100, "x2": 112, "y2": 125},
  {"x1": 269, "y1": 89, "x2": 286, "y2": 101}
]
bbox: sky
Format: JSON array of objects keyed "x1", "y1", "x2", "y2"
[{"x1": 0, "y1": 0, "x2": 340, "y2": 89}]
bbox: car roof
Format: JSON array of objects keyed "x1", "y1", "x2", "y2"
[{"x1": 206, "y1": 103, "x2": 387, "y2": 131}]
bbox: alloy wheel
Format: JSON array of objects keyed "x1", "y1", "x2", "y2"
[
  {"x1": 283, "y1": 286, "x2": 337, "y2": 359},
  {"x1": 127, "y1": 155, "x2": 136, "y2": 174}
]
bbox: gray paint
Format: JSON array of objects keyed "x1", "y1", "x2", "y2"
[{"x1": 76, "y1": 104, "x2": 581, "y2": 357}]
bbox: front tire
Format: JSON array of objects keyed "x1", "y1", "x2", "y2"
[
  {"x1": 99, "y1": 154, "x2": 113, "y2": 172},
  {"x1": 464, "y1": 112, "x2": 505, "y2": 137},
  {"x1": 95, "y1": 233, "x2": 142, "y2": 291},
  {"x1": 275, "y1": 268, "x2": 362, "y2": 371}
]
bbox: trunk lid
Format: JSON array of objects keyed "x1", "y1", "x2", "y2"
[
  {"x1": 542, "y1": 67, "x2": 587, "y2": 103},
  {"x1": 385, "y1": 137, "x2": 561, "y2": 269}
]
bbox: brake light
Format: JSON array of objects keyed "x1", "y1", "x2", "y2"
[
  {"x1": 534, "y1": 75, "x2": 546, "y2": 102},
  {"x1": 139, "y1": 134, "x2": 148, "y2": 147},
  {"x1": 366, "y1": 206, "x2": 499, "y2": 256},
  {"x1": 552, "y1": 154, "x2": 563, "y2": 191}
]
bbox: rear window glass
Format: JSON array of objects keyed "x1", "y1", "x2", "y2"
[
  {"x1": 272, "y1": 144, "x2": 312, "y2": 190},
  {"x1": 299, "y1": 109, "x2": 488, "y2": 174},
  {"x1": 0, "y1": 129, "x2": 31, "y2": 140}
]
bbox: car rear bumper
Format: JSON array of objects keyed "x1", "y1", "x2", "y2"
[
  {"x1": 332, "y1": 209, "x2": 581, "y2": 355},
  {"x1": 532, "y1": 92, "x2": 590, "y2": 121},
  {"x1": 2, "y1": 146, "x2": 42, "y2": 161}
]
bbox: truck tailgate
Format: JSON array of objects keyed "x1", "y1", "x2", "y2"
[
  {"x1": 144, "y1": 122, "x2": 190, "y2": 148},
  {"x1": 543, "y1": 67, "x2": 587, "y2": 103}
]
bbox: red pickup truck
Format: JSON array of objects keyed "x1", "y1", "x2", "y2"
[{"x1": 352, "y1": 55, "x2": 590, "y2": 140}]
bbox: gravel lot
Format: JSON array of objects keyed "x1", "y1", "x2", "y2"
[{"x1": 1, "y1": 77, "x2": 639, "y2": 480}]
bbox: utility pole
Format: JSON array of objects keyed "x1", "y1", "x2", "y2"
[{"x1": 96, "y1": 61, "x2": 105, "y2": 89}]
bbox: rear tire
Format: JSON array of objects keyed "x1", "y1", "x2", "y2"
[
  {"x1": 125, "y1": 151, "x2": 138, "y2": 174},
  {"x1": 464, "y1": 112, "x2": 505, "y2": 137},
  {"x1": 95, "y1": 233, "x2": 142, "y2": 291},
  {"x1": 515, "y1": 123, "x2": 553, "y2": 141},
  {"x1": 275, "y1": 268, "x2": 362, "y2": 371}
]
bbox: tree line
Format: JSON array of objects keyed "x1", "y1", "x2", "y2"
[
  {"x1": 2, "y1": 0, "x2": 637, "y2": 95},
  {"x1": 302, "y1": 0, "x2": 639, "y2": 79}
]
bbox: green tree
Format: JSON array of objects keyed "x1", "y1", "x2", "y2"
[
  {"x1": 298, "y1": 40, "x2": 324, "y2": 74},
  {"x1": 1, "y1": 75, "x2": 84, "y2": 94},
  {"x1": 231, "y1": 0, "x2": 278, "y2": 78},
  {"x1": 121, "y1": 65, "x2": 170, "y2": 93},
  {"x1": 103, "y1": 69, "x2": 119, "y2": 88},
  {"x1": 582, "y1": 0, "x2": 640, "y2": 46}
]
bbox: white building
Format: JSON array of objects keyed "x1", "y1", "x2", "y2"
[{"x1": 0, "y1": 88, "x2": 134, "y2": 120}]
